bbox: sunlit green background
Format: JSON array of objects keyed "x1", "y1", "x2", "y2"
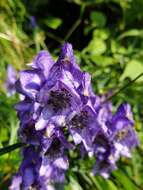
[{"x1": 0, "y1": 0, "x2": 143, "y2": 189}]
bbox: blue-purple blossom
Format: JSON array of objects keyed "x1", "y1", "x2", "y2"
[
  {"x1": 111, "y1": 103, "x2": 139, "y2": 157},
  {"x1": 29, "y1": 16, "x2": 37, "y2": 29},
  {"x1": 92, "y1": 103, "x2": 138, "y2": 177},
  {"x1": 11, "y1": 42, "x2": 139, "y2": 189},
  {"x1": 5, "y1": 65, "x2": 17, "y2": 96}
]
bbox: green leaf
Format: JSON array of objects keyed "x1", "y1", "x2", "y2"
[
  {"x1": 88, "y1": 175, "x2": 104, "y2": 190},
  {"x1": 65, "y1": 176, "x2": 83, "y2": 190},
  {"x1": 96, "y1": 177, "x2": 118, "y2": 190},
  {"x1": 86, "y1": 38, "x2": 106, "y2": 55},
  {"x1": 118, "y1": 29, "x2": 143, "y2": 39},
  {"x1": 90, "y1": 11, "x2": 106, "y2": 27},
  {"x1": 43, "y1": 16, "x2": 62, "y2": 29},
  {"x1": 0, "y1": 128, "x2": 8, "y2": 142},
  {"x1": 120, "y1": 60, "x2": 143, "y2": 82},
  {"x1": 106, "y1": 180, "x2": 118, "y2": 190},
  {"x1": 93, "y1": 29, "x2": 109, "y2": 40},
  {"x1": 90, "y1": 55, "x2": 114, "y2": 66},
  {"x1": 113, "y1": 170, "x2": 138, "y2": 190},
  {"x1": 0, "y1": 143, "x2": 25, "y2": 156}
]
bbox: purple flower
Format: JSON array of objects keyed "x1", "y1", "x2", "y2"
[
  {"x1": 110, "y1": 103, "x2": 139, "y2": 158},
  {"x1": 96, "y1": 101, "x2": 112, "y2": 133},
  {"x1": 16, "y1": 69, "x2": 44, "y2": 99},
  {"x1": 92, "y1": 127, "x2": 117, "y2": 178},
  {"x1": 67, "y1": 104, "x2": 97, "y2": 151},
  {"x1": 10, "y1": 146, "x2": 41, "y2": 190},
  {"x1": 10, "y1": 175, "x2": 22, "y2": 190},
  {"x1": 29, "y1": 16, "x2": 37, "y2": 29},
  {"x1": 16, "y1": 50, "x2": 54, "y2": 99},
  {"x1": 10, "y1": 140, "x2": 68, "y2": 189},
  {"x1": 93, "y1": 103, "x2": 139, "y2": 177},
  {"x1": 39, "y1": 138, "x2": 69, "y2": 184},
  {"x1": 32, "y1": 50, "x2": 55, "y2": 78},
  {"x1": 93, "y1": 157, "x2": 117, "y2": 178},
  {"x1": 77, "y1": 72, "x2": 95, "y2": 98},
  {"x1": 5, "y1": 65, "x2": 17, "y2": 95},
  {"x1": 12, "y1": 43, "x2": 82, "y2": 189},
  {"x1": 11, "y1": 42, "x2": 139, "y2": 189}
]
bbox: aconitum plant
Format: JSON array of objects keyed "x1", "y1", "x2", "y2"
[{"x1": 10, "y1": 43, "x2": 139, "y2": 190}]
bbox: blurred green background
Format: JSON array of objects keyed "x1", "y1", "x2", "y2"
[{"x1": 0, "y1": 0, "x2": 143, "y2": 189}]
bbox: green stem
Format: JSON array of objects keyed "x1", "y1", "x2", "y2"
[
  {"x1": 46, "y1": 31, "x2": 64, "y2": 44},
  {"x1": 0, "y1": 142, "x2": 25, "y2": 156},
  {"x1": 64, "y1": 4, "x2": 86, "y2": 41},
  {"x1": 103, "y1": 72, "x2": 143, "y2": 103},
  {"x1": 9, "y1": 121, "x2": 18, "y2": 145}
]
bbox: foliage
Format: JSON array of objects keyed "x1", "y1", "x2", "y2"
[{"x1": 0, "y1": 0, "x2": 143, "y2": 189}]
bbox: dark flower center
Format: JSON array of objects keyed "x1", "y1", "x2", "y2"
[
  {"x1": 21, "y1": 122, "x2": 40, "y2": 144},
  {"x1": 71, "y1": 111, "x2": 88, "y2": 129},
  {"x1": 31, "y1": 185, "x2": 39, "y2": 190},
  {"x1": 48, "y1": 88, "x2": 71, "y2": 112},
  {"x1": 22, "y1": 122, "x2": 35, "y2": 137},
  {"x1": 94, "y1": 134, "x2": 108, "y2": 146},
  {"x1": 93, "y1": 134, "x2": 111, "y2": 155},
  {"x1": 45, "y1": 137, "x2": 61, "y2": 156},
  {"x1": 97, "y1": 159, "x2": 110, "y2": 171}
]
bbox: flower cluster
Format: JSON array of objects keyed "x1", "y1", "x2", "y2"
[{"x1": 10, "y1": 43, "x2": 138, "y2": 189}]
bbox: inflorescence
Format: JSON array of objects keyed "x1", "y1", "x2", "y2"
[{"x1": 10, "y1": 43, "x2": 139, "y2": 190}]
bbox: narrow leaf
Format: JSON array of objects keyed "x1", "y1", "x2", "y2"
[{"x1": 0, "y1": 143, "x2": 25, "y2": 156}]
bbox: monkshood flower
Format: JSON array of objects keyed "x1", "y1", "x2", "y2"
[
  {"x1": 39, "y1": 137, "x2": 69, "y2": 186},
  {"x1": 15, "y1": 43, "x2": 84, "y2": 143},
  {"x1": 10, "y1": 141, "x2": 68, "y2": 190},
  {"x1": 5, "y1": 65, "x2": 17, "y2": 96},
  {"x1": 92, "y1": 127, "x2": 117, "y2": 178},
  {"x1": 10, "y1": 146, "x2": 41, "y2": 190},
  {"x1": 111, "y1": 103, "x2": 139, "y2": 158},
  {"x1": 93, "y1": 103, "x2": 139, "y2": 178},
  {"x1": 67, "y1": 104, "x2": 97, "y2": 151},
  {"x1": 11, "y1": 43, "x2": 85, "y2": 189},
  {"x1": 11, "y1": 42, "x2": 139, "y2": 189}
]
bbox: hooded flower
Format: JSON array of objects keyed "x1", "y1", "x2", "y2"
[
  {"x1": 111, "y1": 103, "x2": 139, "y2": 158},
  {"x1": 10, "y1": 138, "x2": 69, "y2": 190},
  {"x1": 10, "y1": 146, "x2": 41, "y2": 190},
  {"x1": 67, "y1": 104, "x2": 97, "y2": 151},
  {"x1": 39, "y1": 136, "x2": 69, "y2": 185},
  {"x1": 92, "y1": 126, "x2": 117, "y2": 178},
  {"x1": 16, "y1": 50, "x2": 54, "y2": 100},
  {"x1": 93, "y1": 103, "x2": 139, "y2": 177}
]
